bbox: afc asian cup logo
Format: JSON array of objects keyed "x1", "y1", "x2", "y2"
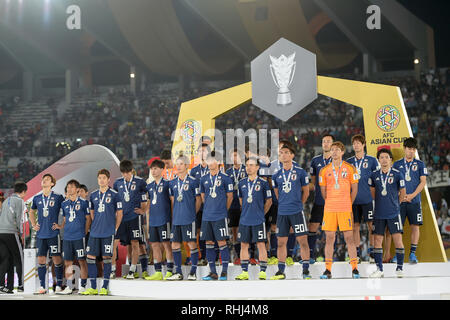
[
  {"x1": 180, "y1": 119, "x2": 201, "y2": 144},
  {"x1": 376, "y1": 105, "x2": 400, "y2": 132}
]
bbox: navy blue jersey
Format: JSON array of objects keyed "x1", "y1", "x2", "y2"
[
  {"x1": 169, "y1": 175, "x2": 200, "y2": 225},
  {"x1": 225, "y1": 165, "x2": 247, "y2": 210},
  {"x1": 190, "y1": 164, "x2": 210, "y2": 182},
  {"x1": 272, "y1": 165, "x2": 309, "y2": 215},
  {"x1": 89, "y1": 188, "x2": 123, "y2": 238},
  {"x1": 238, "y1": 177, "x2": 272, "y2": 226},
  {"x1": 113, "y1": 176, "x2": 147, "y2": 222},
  {"x1": 346, "y1": 154, "x2": 380, "y2": 204},
  {"x1": 200, "y1": 172, "x2": 234, "y2": 221},
  {"x1": 309, "y1": 155, "x2": 332, "y2": 205},
  {"x1": 393, "y1": 158, "x2": 428, "y2": 204},
  {"x1": 268, "y1": 160, "x2": 298, "y2": 205},
  {"x1": 146, "y1": 178, "x2": 171, "y2": 227},
  {"x1": 61, "y1": 197, "x2": 90, "y2": 241},
  {"x1": 31, "y1": 192, "x2": 65, "y2": 239},
  {"x1": 369, "y1": 168, "x2": 405, "y2": 219}
]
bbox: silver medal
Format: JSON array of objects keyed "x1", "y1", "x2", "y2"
[
  {"x1": 405, "y1": 174, "x2": 411, "y2": 182},
  {"x1": 69, "y1": 211, "x2": 75, "y2": 222},
  {"x1": 211, "y1": 192, "x2": 217, "y2": 198},
  {"x1": 334, "y1": 183, "x2": 340, "y2": 190},
  {"x1": 152, "y1": 195, "x2": 157, "y2": 205},
  {"x1": 177, "y1": 195, "x2": 183, "y2": 202},
  {"x1": 247, "y1": 196, "x2": 253, "y2": 203},
  {"x1": 43, "y1": 208, "x2": 49, "y2": 217},
  {"x1": 124, "y1": 192, "x2": 130, "y2": 202},
  {"x1": 98, "y1": 204, "x2": 105, "y2": 212},
  {"x1": 381, "y1": 189, "x2": 387, "y2": 196}
]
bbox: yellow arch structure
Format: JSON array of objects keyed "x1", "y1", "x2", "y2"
[{"x1": 172, "y1": 76, "x2": 446, "y2": 262}]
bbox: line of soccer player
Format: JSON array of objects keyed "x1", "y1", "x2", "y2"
[{"x1": 28, "y1": 134, "x2": 427, "y2": 295}]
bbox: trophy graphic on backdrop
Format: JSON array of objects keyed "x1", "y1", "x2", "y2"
[{"x1": 269, "y1": 52, "x2": 296, "y2": 105}]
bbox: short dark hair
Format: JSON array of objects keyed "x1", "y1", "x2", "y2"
[
  {"x1": 42, "y1": 173, "x2": 56, "y2": 186},
  {"x1": 150, "y1": 159, "x2": 165, "y2": 169},
  {"x1": 14, "y1": 182, "x2": 28, "y2": 194},
  {"x1": 322, "y1": 133, "x2": 335, "y2": 142},
  {"x1": 245, "y1": 157, "x2": 260, "y2": 166},
  {"x1": 160, "y1": 150, "x2": 172, "y2": 160},
  {"x1": 351, "y1": 134, "x2": 366, "y2": 145},
  {"x1": 280, "y1": 145, "x2": 296, "y2": 156},
  {"x1": 279, "y1": 140, "x2": 294, "y2": 149},
  {"x1": 66, "y1": 179, "x2": 81, "y2": 189},
  {"x1": 377, "y1": 148, "x2": 393, "y2": 160},
  {"x1": 119, "y1": 160, "x2": 133, "y2": 173},
  {"x1": 403, "y1": 137, "x2": 418, "y2": 149},
  {"x1": 79, "y1": 184, "x2": 88, "y2": 193},
  {"x1": 97, "y1": 168, "x2": 110, "y2": 179}
]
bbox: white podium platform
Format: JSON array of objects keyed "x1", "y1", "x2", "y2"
[{"x1": 110, "y1": 262, "x2": 450, "y2": 299}]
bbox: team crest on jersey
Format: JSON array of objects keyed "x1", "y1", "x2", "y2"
[
  {"x1": 75, "y1": 204, "x2": 81, "y2": 211},
  {"x1": 49, "y1": 200, "x2": 55, "y2": 207},
  {"x1": 158, "y1": 186, "x2": 163, "y2": 193},
  {"x1": 183, "y1": 184, "x2": 189, "y2": 191},
  {"x1": 215, "y1": 179, "x2": 222, "y2": 187},
  {"x1": 255, "y1": 184, "x2": 261, "y2": 191},
  {"x1": 131, "y1": 184, "x2": 136, "y2": 191},
  {"x1": 240, "y1": 172, "x2": 246, "y2": 179},
  {"x1": 291, "y1": 173, "x2": 297, "y2": 181},
  {"x1": 341, "y1": 170, "x2": 348, "y2": 178},
  {"x1": 106, "y1": 197, "x2": 111, "y2": 203},
  {"x1": 363, "y1": 162, "x2": 369, "y2": 169},
  {"x1": 388, "y1": 177, "x2": 394, "y2": 184},
  {"x1": 412, "y1": 164, "x2": 418, "y2": 171}
]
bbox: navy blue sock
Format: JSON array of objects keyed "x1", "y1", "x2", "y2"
[
  {"x1": 287, "y1": 233, "x2": 295, "y2": 257},
  {"x1": 260, "y1": 261, "x2": 267, "y2": 272},
  {"x1": 374, "y1": 248, "x2": 383, "y2": 271},
  {"x1": 38, "y1": 264, "x2": 46, "y2": 288},
  {"x1": 102, "y1": 259, "x2": 111, "y2": 289},
  {"x1": 410, "y1": 244, "x2": 417, "y2": 255},
  {"x1": 54, "y1": 263, "x2": 63, "y2": 287},
  {"x1": 80, "y1": 278, "x2": 87, "y2": 288},
  {"x1": 396, "y1": 248, "x2": 405, "y2": 270},
  {"x1": 307, "y1": 232, "x2": 317, "y2": 259},
  {"x1": 199, "y1": 240, "x2": 206, "y2": 260},
  {"x1": 154, "y1": 262, "x2": 162, "y2": 272},
  {"x1": 219, "y1": 245, "x2": 230, "y2": 274},
  {"x1": 302, "y1": 260, "x2": 310, "y2": 272},
  {"x1": 206, "y1": 245, "x2": 217, "y2": 274},
  {"x1": 87, "y1": 258, "x2": 97, "y2": 289},
  {"x1": 270, "y1": 232, "x2": 278, "y2": 257},
  {"x1": 278, "y1": 261, "x2": 286, "y2": 273},
  {"x1": 140, "y1": 254, "x2": 148, "y2": 273},
  {"x1": 190, "y1": 248, "x2": 199, "y2": 274},
  {"x1": 173, "y1": 248, "x2": 182, "y2": 274},
  {"x1": 241, "y1": 260, "x2": 249, "y2": 272},
  {"x1": 167, "y1": 260, "x2": 174, "y2": 273}
]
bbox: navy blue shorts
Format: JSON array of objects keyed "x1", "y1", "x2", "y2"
[
  {"x1": 171, "y1": 222, "x2": 197, "y2": 243},
  {"x1": 276, "y1": 212, "x2": 308, "y2": 237},
  {"x1": 373, "y1": 216, "x2": 403, "y2": 235},
  {"x1": 37, "y1": 235, "x2": 62, "y2": 257},
  {"x1": 310, "y1": 204, "x2": 324, "y2": 224},
  {"x1": 238, "y1": 223, "x2": 267, "y2": 243},
  {"x1": 86, "y1": 235, "x2": 114, "y2": 257},
  {"x1": 352, "y1": 202, "x2": 374, "y2": 223},
  {"x1": 116, "y1": 215, "x2": 144, "y2": 245},
  {"x1": 63, "y1": 238, "x2": 86, "y2": 261},
  {"x1": 265, "y1": 204, "x2": 278, "y2": 229},
  {"x1": 200, "y1": 218, "x2": 230, "y2": 242},
  {"x1": 149, "y1": 223, "x2": 171, "y2": 242},
  {"x1": 400, "y1": 203, "x2": 423, "y2": 226}
]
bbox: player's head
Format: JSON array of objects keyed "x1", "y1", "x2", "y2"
[
  {"x1": 200, "y1": 135, "x2": 212, "y2": 145},
  {"x1": 206, "y1": 151, "x2": 222, "y2": 171},
  {"x1": 245, "y1": 157, "x2": 260, "y2": 176},
  {"x1": 175, "y1": 155, "x2": 190, "y2": 175},
  {"x1": 403, "y1": 137, "x2": 417, "y2": 160},
  {"x1": 14, "y1": 182, "x2": 28, "y2": 199},
  {"x1": 322, "y1": 134, "x2": 335, "y2": 153},
  {"x1": 279, "y1": 145, "x2": 295, "y2": 163},
  {"x1": 377, "y1": 148, "x2": 393, "y2": 167},
  {"x1": 66, "y1": 179, "x2": 80, "y2": 197},
  {"x1": 230, "y1": 148, "x2": 243, "y2": 165},
  {"x1": 120, "y1": 159, "x2": 134, "y2": 180},
  {"x1": 78, "y1": 184, "x2": 88, "y2": 199},
  {"x1": 160, "y1": 149, "x2": 173, "y2": 168},
  {"x1": 330, "y1": 141, "x2": 345, "y2": 161},
  {"x1": 41, "y1": 173, "x2": 56, "y2": 189},
  {"x1": 198, "y1": 143, "x2": 211, "y2": 162},
  {"x1": 150, "y1": 159, "x2": 165, "y2": 179},
  {"x1": 279, "y1": 140, "x2": 294, "y2": 151},
  {"x1": 351, "y1": 134, "x2": 366, "y2": 153},
  {"x1": 97, "y1": 169, "x2": 110, "y2": 188}
]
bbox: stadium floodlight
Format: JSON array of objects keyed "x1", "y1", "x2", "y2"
[
  {"x1": 130, "y1": 73, "x2": 135, "y2": 78},
  {"x1": 414, "y1": 58, "x2": 420, "y2": 64}
]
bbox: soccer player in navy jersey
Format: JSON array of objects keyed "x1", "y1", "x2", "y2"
[
  {"x1": 141, "y1": 159, "x2": 174, "y2": 280},
  {"x1": 235, "y1": 157, "x2": 272, "y2": 280},
  {"x1": 392, "y1": 137, "x2": 428, "y2": 264},
  {"x1": 112, "y1": 160, "x2": 148, "y2": 279},
  {"x1": 82, "y1": 169, "x2": 123, "y2": 295},
  {"x1": 369, "y1": 149, "x2": 406, "y2": 278},
  {"x1": 308, "y1": 134, "x2": 334, "y2": 264},
  {"x1": 78, "y1": 184, "x2": 89, "y2": 200},
  {"x1": 226, "y1": 148, "x2": 247, "y2": 265},
  {"x1": 200, "y1": 151, "x2": 234, "y2": 281},
  {"x1": 57, "y1": 180, "x2": 91, "y2": 294},
  {"x1": 271, "y1": 145, "x2": 311, "y2": 280},
  {"x1": 347, "y1": 134, "x2": 380, "y2": 262},
  {"x1": 29, "y1": 173, "x2": 65, "y2": 294},
  {"x1": 167, "y1": 156, "x2": 202, "y2": 281}
]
